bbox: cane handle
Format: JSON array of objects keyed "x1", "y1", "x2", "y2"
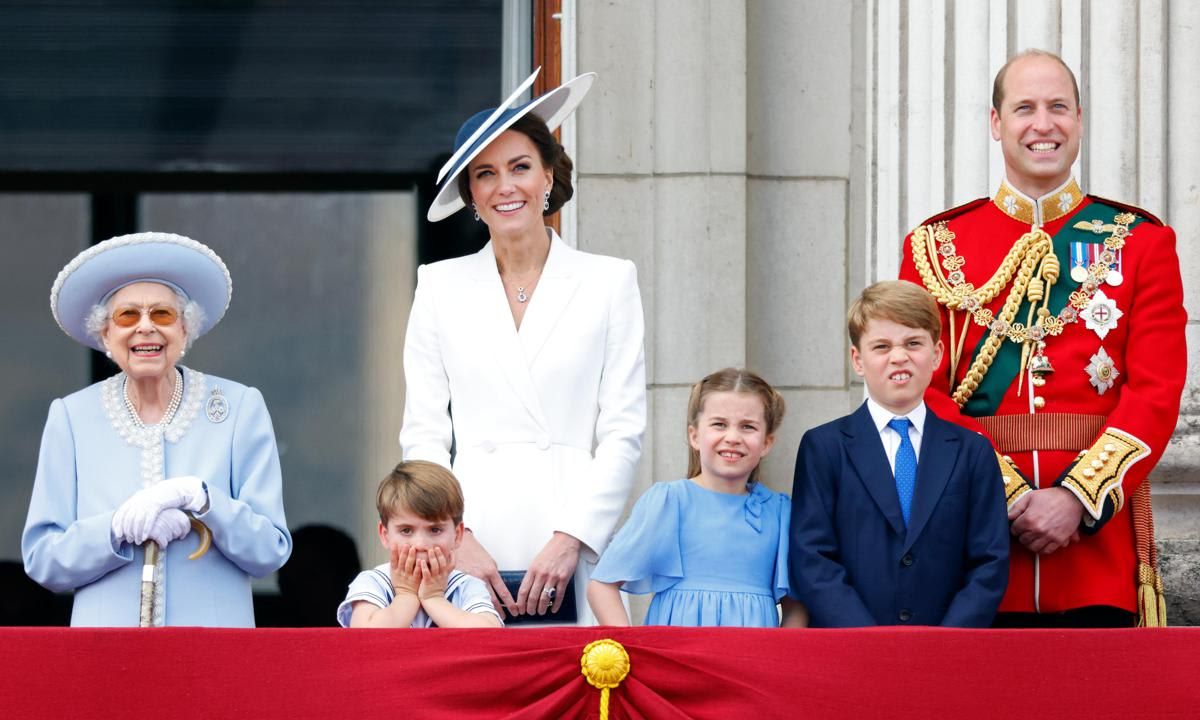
[{"x1": 188, "y1": 517, "x2": 212, "y2": 561}]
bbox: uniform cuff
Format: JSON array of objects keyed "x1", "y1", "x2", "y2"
[
  {"x1": 997, "y1": 452, "x2": 1033, "y2": 509},
  {"x1": 1056, "y1": 428, "x2": 1149, "y2": 521}
]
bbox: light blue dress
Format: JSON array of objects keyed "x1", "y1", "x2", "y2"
[
  {"x1": 592, "y1": 479, "x2": 791, "y2": 627},
  {"x1": 22, "y1": 367, "x2": 292, "y2": 627}
]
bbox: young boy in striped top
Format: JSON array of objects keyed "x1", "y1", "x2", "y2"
[{"x1": 338, "y1": 461, "x2": 502, "y2": 628}]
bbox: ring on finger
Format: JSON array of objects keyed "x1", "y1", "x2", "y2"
[{"x1": 542, "y1": 586, "x2": 557, "y2": 602}]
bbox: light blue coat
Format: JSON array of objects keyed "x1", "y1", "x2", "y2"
[{"x1": 22, "y1": 368, "x2": 292, "y2": 626}]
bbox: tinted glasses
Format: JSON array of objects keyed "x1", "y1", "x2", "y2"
[{"x1": 111, "y1": 305, "x2": 180, "y2": 328}]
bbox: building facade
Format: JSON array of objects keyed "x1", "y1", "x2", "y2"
[{"x1": 567, "y1": 0, "x2": 1199, "y2": 622}]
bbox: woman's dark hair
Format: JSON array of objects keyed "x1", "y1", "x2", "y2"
[{"x1": 457, "y1": 112, "x2": 575, "y2": 216}]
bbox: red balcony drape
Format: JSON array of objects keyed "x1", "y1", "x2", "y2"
[{"x1": 2, "y1": 626, "x2": 1196, "y2": 719}]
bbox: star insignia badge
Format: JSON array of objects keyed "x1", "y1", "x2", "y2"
[
  {"x1": 1085, "y1": 347, "x2": 1120, "y2": 395},
  {"x1": 1082, "y1": 289, "x2": 1123, "y2": 340}
]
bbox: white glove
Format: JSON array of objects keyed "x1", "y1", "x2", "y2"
[
  {"x1": 111, "y1": 476, "x2": 208, "y2": 546},
  {"x1": 146, "y1": 508, "x2": 192, "y2": 549}
]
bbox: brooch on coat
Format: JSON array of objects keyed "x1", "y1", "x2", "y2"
[{"x1": 206, "y1": 387, "x2": 230, "y2": 423}]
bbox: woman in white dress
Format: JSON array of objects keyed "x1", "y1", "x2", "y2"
[{"x1": 403, "y1": 69, "x2": 646, "y2": 624}]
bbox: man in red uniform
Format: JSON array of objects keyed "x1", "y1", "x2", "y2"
[{"x1": 899, "y1": 49, "x2": 1186, "y2": 627}]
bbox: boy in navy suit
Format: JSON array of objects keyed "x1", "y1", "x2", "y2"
[{"x1": 789, "y1": 281, "x2": 1008, "y2": 627}]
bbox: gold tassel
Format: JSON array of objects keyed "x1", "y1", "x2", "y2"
[
  {"x1": 1156, "y1": 574, "x2": 1168, "y2": 626},
  {"x1": 1131, "y1": 483, "x2": 1167, "y2": 627},
  {"x1": 1136, "y1": 564, "x2": 1159, "y2": 627}
]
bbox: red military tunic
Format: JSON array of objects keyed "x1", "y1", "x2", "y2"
[{"x1": 899, "y1": 177, "x2": 1186, "y2": 615}]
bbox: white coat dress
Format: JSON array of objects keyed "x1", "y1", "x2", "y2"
[{"x1": 400, "y1": 230, "x2": 646, "y2": 624}]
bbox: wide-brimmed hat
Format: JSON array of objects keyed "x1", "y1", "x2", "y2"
[
  {"x1": 427, "y1": 67, "x2": 596, "y2": 222},
  {"x1": 50, "y1": 232, "x2": 232, "y2": 351}
]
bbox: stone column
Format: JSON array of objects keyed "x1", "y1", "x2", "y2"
[
  {"x1": 746, "y1": 0, "x2": 864, "y2": 484},
  {"x1": 1161, "y1": 0, "x2": 1200, "y2": 623},
  {"x1": 576, "y1": 0, "x2": 749, "y2": 500},
  {"x1": 575, "y1": 0, "x2": 751, "y2": 622}
]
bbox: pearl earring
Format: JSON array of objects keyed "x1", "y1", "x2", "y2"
[
  {"x1": 543, "y1": 189, "x2": 551, "y2": 212},
  {"x1": 179, "y1": 349, "x2": 186, "y2": 359},
  {"x1": 105, "y1": 350, "x2": 112, "y2": 359}
]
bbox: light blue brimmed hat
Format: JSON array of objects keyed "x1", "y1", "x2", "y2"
[
  {"x1": 50, "y1": 232, "x2": 232, "y2": 351},
  {"x1": 427, "y1": 67, "x2": 596, "y2": 222}
]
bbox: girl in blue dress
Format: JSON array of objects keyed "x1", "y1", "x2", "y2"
[{"x1": 588, "y1": 368, "x2": 807, "y2": 627}]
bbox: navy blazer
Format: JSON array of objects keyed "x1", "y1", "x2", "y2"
[{"x1": 788, "y1": 402, "x2": 1008, "y2": 627}]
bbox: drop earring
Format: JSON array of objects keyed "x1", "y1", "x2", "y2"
[
  {"x1": 543, "y1": 189, "x2": 550, "y2": 212},
  {"x1": 472, "y1": 203, "x2": 480, "y2": 221}
]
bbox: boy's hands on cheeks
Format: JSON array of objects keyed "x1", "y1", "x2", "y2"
[
  {"x1": 416, "y1": 545, "x2": 503, "y2": 628},
  {"x1": 389, "y1": 543, "x2": 422, "y2": 597},
  {"x1": 418, "y1": 547, "x2": 453, "y2": 602},
  {"x1": 349, "y1": 542, "x2": 423, "y2": 628}
]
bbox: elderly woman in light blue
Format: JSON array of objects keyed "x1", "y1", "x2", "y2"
[{"x1": 22, "y1": 232, "x2": 291, "y2": 626}]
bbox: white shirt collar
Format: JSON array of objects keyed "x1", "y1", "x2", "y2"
[{"x1": 865, "y1": 397, "x2": 927, "y2": 436}]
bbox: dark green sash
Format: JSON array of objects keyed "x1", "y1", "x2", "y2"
[{"x1": 962, "y1": 203, "x2": 1141, "y2": 417}]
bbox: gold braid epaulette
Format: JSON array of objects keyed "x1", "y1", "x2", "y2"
[
  {"x1": 910, "y1": 222, "x2": 1029, "y2": 310},
  {"x1": 910, "y1": 223, "x2": 1052, "y2": 406}
]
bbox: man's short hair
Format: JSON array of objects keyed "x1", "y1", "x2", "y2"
[
  {"x1": 992, "y1": 48, "x2": 1081, "y2": 111},
  {"x1": 847, "y1": 280, "x2": 942, "y2": 348},
  {"x1": 376, "y1": 460, "x2": 464, "y2": 525}
]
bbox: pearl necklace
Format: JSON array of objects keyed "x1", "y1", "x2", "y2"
[{"x1": 123, "y1": 368, "x2": 184, "y2": 430}]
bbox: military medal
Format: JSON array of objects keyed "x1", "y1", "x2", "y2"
[
  {"x1": 1071, "y1": 222, "x2": 1127, "y2": 286},
  {"x1": 1069, "y1": 242, "x2": 1090, "y2": 283},
  {"x1": 1082, "y1": 289, "x2": 1123, "y2": 340},
  {"x1": 1085, "y1": 347, "x2": 1120, "y2": 395},
  {"x1": 1104, "y1": 249, "x2": 1124, "y2": 286}
]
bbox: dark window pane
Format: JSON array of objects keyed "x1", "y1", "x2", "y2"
[{"x1": 0, "y1": 1, "x2": 503, "y2": 173}]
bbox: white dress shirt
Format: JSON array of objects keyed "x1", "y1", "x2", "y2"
[{"x1": 865, "y1": 398, "x2": 927, "y2": 474}]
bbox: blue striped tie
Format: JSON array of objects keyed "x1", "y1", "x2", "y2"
[{"x1": 888, "y1": 418, "x2": 917, "y2": 526}]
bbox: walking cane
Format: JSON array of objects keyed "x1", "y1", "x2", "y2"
[{"x1": 138, "y1": 516, "x2": 213, "y2": 627}]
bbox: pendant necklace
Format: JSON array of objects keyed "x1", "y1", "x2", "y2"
[{"x1": 507, "y1": 272, "x2": 540, "y2": 304}]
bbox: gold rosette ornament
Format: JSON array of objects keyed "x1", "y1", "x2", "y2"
[{"x1": 581, "y1": 639, "x2": 631, "y2": 720}]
